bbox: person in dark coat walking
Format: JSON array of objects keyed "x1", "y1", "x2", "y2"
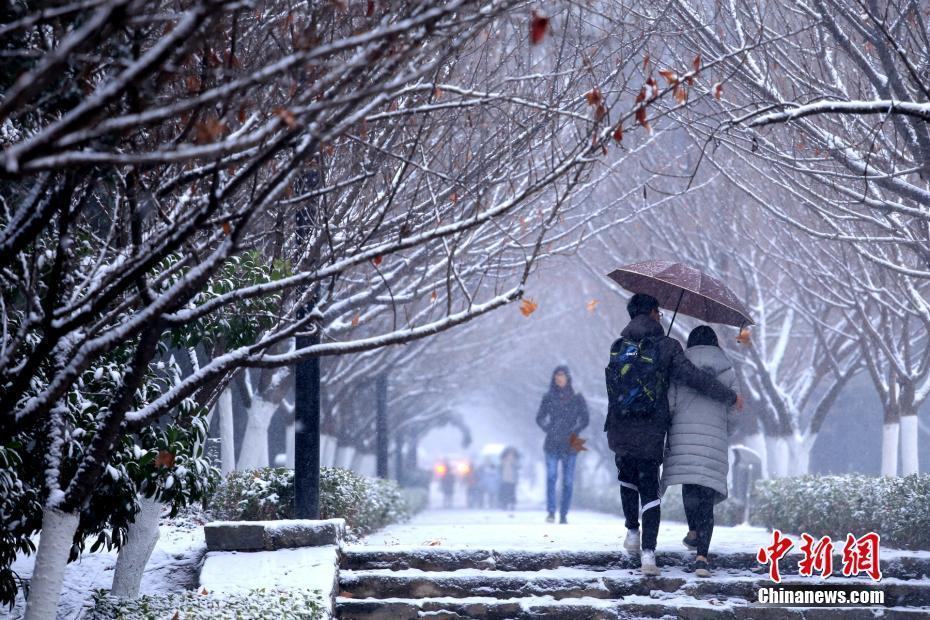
[
  {"x1": 536, "y1": 365, "x2": 589, "y2": 523},
  {"x1": 605, "y1": 294, "x2": 743, "y2": 576}
]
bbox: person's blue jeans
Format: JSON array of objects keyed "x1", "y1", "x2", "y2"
[{"x1": 545, "y1": 451, "x2": 577, "y2": 517}]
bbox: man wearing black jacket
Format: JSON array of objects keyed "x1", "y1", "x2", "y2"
[{"x1": 605, "y1": 293, "x2": 743, "y2": 575}]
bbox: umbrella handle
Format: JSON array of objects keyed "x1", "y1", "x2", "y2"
[{"x1": 667, "y1": 289, "x2": 685, "y2": 337}]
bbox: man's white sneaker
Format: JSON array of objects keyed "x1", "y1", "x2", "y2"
[
  {"x1": 640, "y1": 550, "x2": 660, "y2": 576},
  {"x1": 623, "y1": 529, "x2": 641, "y2": 553}
]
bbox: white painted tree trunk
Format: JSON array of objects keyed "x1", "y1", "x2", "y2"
[
  {"x1": 766, "y1": 436, "x2": 790, "y2": 478},
  {"x1": 357, "y1": 453, "x2": 377, "y2": 477},
  {"x1": 900, "y1": 415, "x2": 919, "y2": 475},
  {"x1": 334, "y1": 444, "x2": 356, "y2": 469},
  {"x1": 218, "y1": 388, "x2": 235, "y2": 474},
  {"x1": 111, "y1": 497, "x2": 162, "y2": 598},
  {"x1": 319, "y1": 434, "x2": 336, "y2": 466},
  {"x1": 24, "y1": 508, "x2": 80, "y2": 620},
  {"x1": 236, "y1": 397, "x2": 276, "y2": 470},
  {"x1": 787, "y1": 434, "x2": 816, "y2": 476},
  {"x1": 285, "y1": 422, "x2": 295, "y2": 468},
  {"x1": 881, "y1": 422, "x2": 900, "y2": 477},
  {"x1": 742, "y1": 432, "x2": 769, "y2": 479}
]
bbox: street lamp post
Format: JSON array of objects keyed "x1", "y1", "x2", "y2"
[
  {"x1": 375, "y1": 373, "x2": 389, "y2": 478},
  {"x1": 295, "y1": 168, "x2": 321, "y2": 519}
]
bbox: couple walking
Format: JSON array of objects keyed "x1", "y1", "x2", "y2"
[{"x1": 606, "y1": 293, "x2": 744, "y2": 577}]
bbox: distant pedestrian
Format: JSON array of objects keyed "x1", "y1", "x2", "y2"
[
  {"x1": 661, "y1": 325, "x2": 739, "y2": 578},
  {"x1": 499, "y1": 447, "x2": 521, "y2": 510},
  {"x1": 479, "y1": 457, "x2": 500, "y2": 508},
  {"x1": 536, "y1": 365, "x2": 589, "y2": 524},
  {"x1": 605, "y1": 294, "x2": 743, "y2": 576},
  {"x1": 438, "y1": 459, "x2": 455, "y2": 508}
]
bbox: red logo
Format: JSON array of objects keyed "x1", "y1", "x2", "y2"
[
  {"x1": 757, "y1": 531, "x2": 882, "y2": 582},
  {"x1": 841, "y1": 532, "x2": 882, "y2": 581},
  {"x1": 756, "y1": 529, "x2": 794, "y2": 583}
]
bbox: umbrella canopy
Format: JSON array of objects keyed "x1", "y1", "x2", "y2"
[{"x1": 606, "y1": 260, "x2": 753, "y2": 329}]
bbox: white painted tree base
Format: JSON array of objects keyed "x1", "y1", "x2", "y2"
[
  {"x1": 111, "y1": 497, "x2": 162, "y2": 598},
  {"x1": 882, "y1": 422, "x2": 900, "y2": 477},
  {"x1": 900, "y1": 415, "x2": 919, "y2": 475},
  {"x1": 24, "y1": 508, "x2": 80, "y2": 620}
]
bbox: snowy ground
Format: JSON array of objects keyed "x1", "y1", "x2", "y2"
[
  {"x1": 358, "y1": 508, "x2": 930, "y2": 563},
  {"x1": 4, "y1": 524, "x2": 205, "y2": 619},
  {"x1": 360, "y1": 508, "x2": 772, "y2": 553}
]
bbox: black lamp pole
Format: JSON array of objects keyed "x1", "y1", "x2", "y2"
[
  {"x1": 295, "y1": 168, "x2": 321, "y2": 519},
  {"x1": 375, "y1": 374, "x2": 389, "y2": 479}
]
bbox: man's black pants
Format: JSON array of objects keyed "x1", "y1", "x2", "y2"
[{"x1": 615, "y1": 455, "x2": 661, "y2": 551}]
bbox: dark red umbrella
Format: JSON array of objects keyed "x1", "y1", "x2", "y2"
[{"x1": 606, "y1": 260, "x2": 753, "y2": 334}]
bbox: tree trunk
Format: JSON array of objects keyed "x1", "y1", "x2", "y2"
[
  {"x1": 787, "y1": 434, "x2": 815, "y2": 476},
  {"x1": 766, "y1": 435, "x2": 790, "y2": 478},
  {"x1": 218, "y1": 387, "x2": 235, "y2": 474},
  {"x1": 111, "y1": 497, "x2": 161, "y2": 598},
  {"x1": 900, "y1": 413, "x2": 919, "y2": 475},
  {"x1": 24, "y1": 508, "x2": 80, "y2": 620},
  {"x1": 334, "y1": 444, "x2": 356, "y2": 469},
  {"x1": 285, "y1": 422, "x2": 295, "y2": 468},
  {"x1": 881, "y1": 420, "x2": 900, "y2": 477},
  {"x1": 742, "y1": 432, "x2": 768, "y2": 479},
  {"x1": 320, "y1": 434, "x2": 337, "y2": 467},
  {"x1": 236, "y1": 397, "x2": 276, "y2": 469}
]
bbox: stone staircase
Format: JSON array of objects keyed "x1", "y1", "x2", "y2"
[{"x1": 335, "y1": 548, "x2": 930, "y2": 619}]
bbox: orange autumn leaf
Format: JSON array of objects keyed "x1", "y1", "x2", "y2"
[
  {"x1": 222, "y1": 221, "x2": 231, "y2": 235},
  {"x1": 585, "y1": 88, "x2": 602, "y2": 106},
  {"x1": 529, "y1": 9, "x2": 549, "y2": 45},
  {"x1": 372, "y1": 255, "x2": 383, "y2": 267},
  {"x1": 692, "y1": 52, "x2": 702, "y2": 73},
  {"x1": 569, "y1": 433, "x2": 588, "y2": 453},
  {"x1": 658, "y1": 69, "x2": 678, "y2": 86},
  {"x1": 674, "y1": 85, "x2": 688, "y2": 104},
  {"x1": 612, "y1": 123, "x2": 624, "y2": 143},
  {"x1": 155, "y1": 451, "x2": 176, "y2": 468},
  {"x1": 430, "y1": 290, "x2": 438, "y2": 303},
  {"x1": 519, "y1": 298, "x2": 538, "y2": 317},
  {"x1": 642, "y1": 53, "x2": 650, "y2": 71},
  {"x1": 275, "y1": 107, "x2": 298, "y2": 129},
  {"x1": 635, "y1": 103, "x2": 649, "y2": 130},
  {"x1": 586, "y1": 299, "x2": 598, "y2": 313},
  {"x1": 351, "y1": 314, "x2": 360, "y2": 327},
  {"x1": 714, "y1": 82, "x2": 723, "y2": 100},
  {"x1": 736, "y1": 326, "x2": 751, "y2": 345},
  {"x1": 645, "y1": 76, "x2": 658, "y2": 98},
  {"x1": 199, "y1": 588, "x2": 209, "y2": 596},
  {"x1": 195, "y1": 117, "x2": 227, "y2": 144}
]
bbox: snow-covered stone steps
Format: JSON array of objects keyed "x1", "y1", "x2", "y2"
[
  {"x1": 338, "y1": 567, "x2": 930, "y2": 607},
  {"x1": 340, "y1": 547, "x2": 930, "y2": 581},
  {"x1": 336, "y1": 594, "x2": 930, "y2": 619}
]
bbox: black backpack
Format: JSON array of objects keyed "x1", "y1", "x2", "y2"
[{"x1": 604, "y1": 336, "x2": 666, "y2": 419}]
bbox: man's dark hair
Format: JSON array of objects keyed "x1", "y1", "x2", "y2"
[
  {"x1": 627, "y1": 293, "x2": 659, "y2": 319},
  {"x1": 687, "y1": 325, "x2": 719, "y2": 348}
]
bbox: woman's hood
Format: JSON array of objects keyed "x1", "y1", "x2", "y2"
[{"x1": 684, "y1": 345, "x2": 733, "y2": 374}]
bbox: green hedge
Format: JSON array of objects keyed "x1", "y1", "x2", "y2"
[
  {"x1": 751, "y1": 474, "x2": 930, "y2": 550},
  {"x1": 207, "y1": 467, "x2": 409, "y2": 537},
  {"x1": 90, "y1": 588, "x2": 323, "y2": 619}
]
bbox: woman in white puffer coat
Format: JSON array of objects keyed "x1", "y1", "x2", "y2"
[{"x1": 661, "y1": 325, "x2": 738, "y2": 578}]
